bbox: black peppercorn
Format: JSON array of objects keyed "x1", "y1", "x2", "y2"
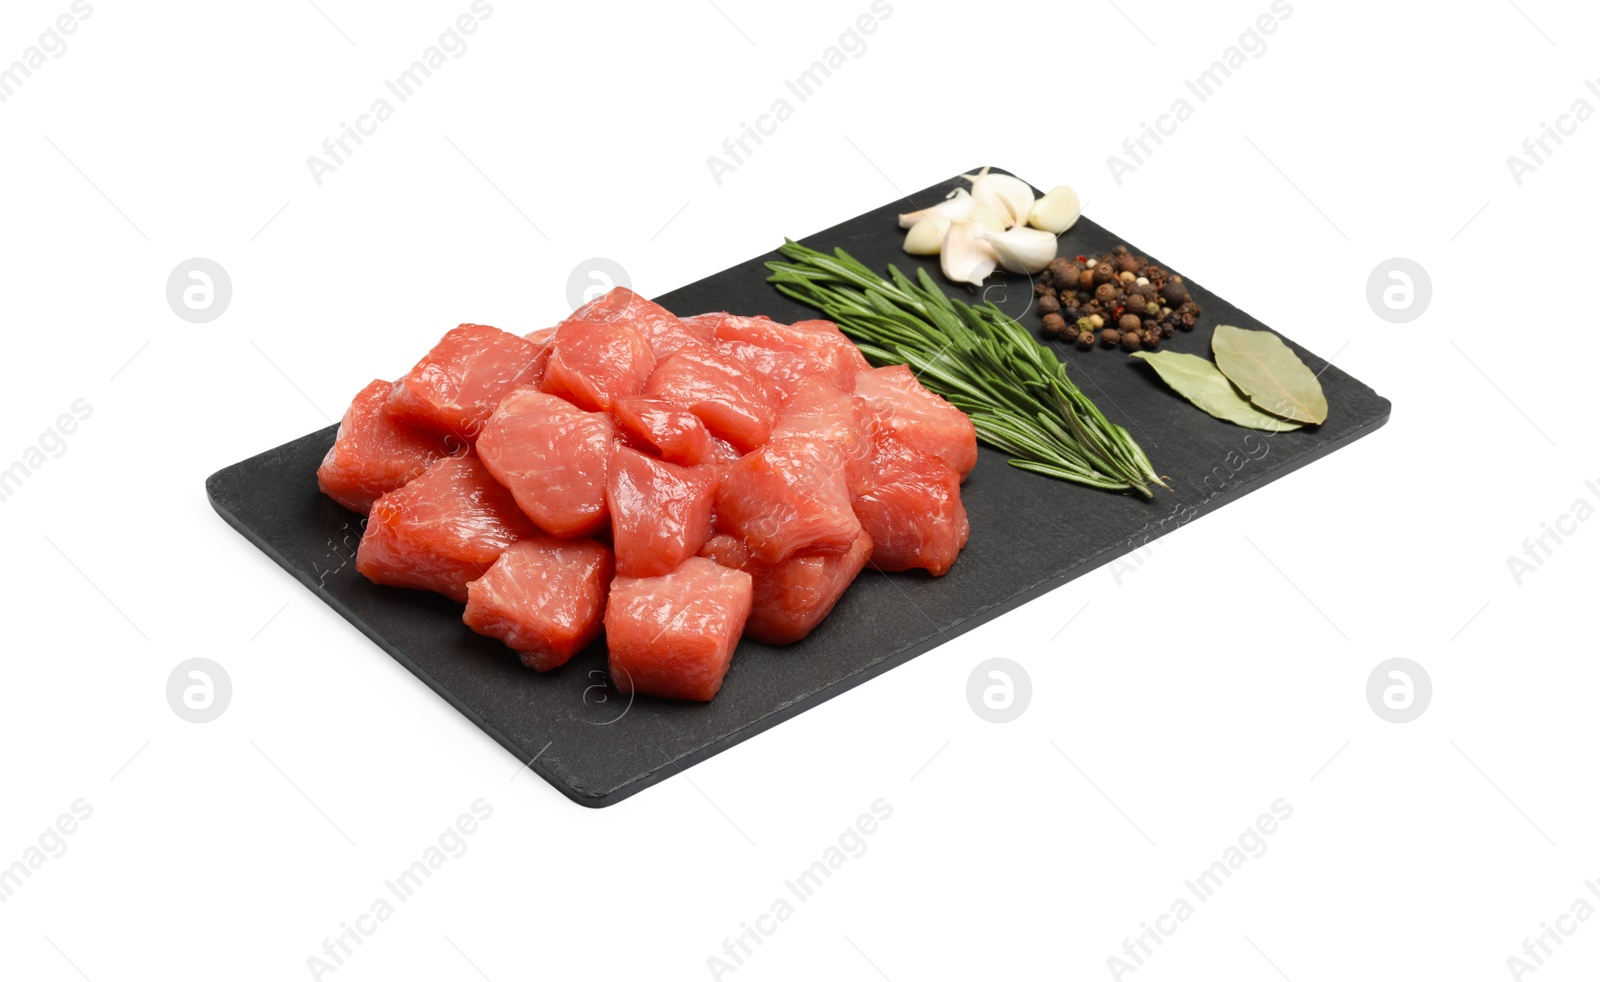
[
  {"x1": 1179, "y1": 312, "x2": 1197, "y2": 330},
  {"x1": 1034, "y1": 279, "x2": 1055, "y2": 297},
  {"x1": 1160, "y1": 322, "x2": 1174, "y2": 339}
]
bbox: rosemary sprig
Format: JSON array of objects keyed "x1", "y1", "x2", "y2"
[{"x1": 766, "y1": 240, "x2": 1166, "y2": 498}]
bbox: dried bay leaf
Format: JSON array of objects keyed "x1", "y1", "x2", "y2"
[
  {"x1": 1131, "y1": 351, "x2": 1304, "y2": 432},
  {"x1": 1211, "y1": 324, "x2": 1328, "y2": 425}
]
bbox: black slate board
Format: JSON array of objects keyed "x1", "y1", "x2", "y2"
[{"x1": 207, "y1": 168, "x2": 1390, "y2": 808}]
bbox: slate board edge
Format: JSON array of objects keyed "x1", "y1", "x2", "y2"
[{"x1": 205, "y1": 402, "x2": 1387, "y2": 808}]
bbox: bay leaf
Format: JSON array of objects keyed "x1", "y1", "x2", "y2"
[
  {"x1": 1211, "y1": 324, "x2": 1328, "y2": 425},
  {"x1": 1131, "y1": 351, "x2": 1304, "y2": 432}
]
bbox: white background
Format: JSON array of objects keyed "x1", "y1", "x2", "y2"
[{"x1": 2, "y1": 0, "x2": 1596, "y2": 979}]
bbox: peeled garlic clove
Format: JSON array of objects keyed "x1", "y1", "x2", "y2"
[
  {"x1": 940, "y1": 220, "x2": 998, "y2": 286},
  {"x1": 1028, "y1": 185, "x2": 1081, "y2": 234},
  {"x1": 962, "y1": 169, "x2": 1036, "y2": 228},
  {"x1": 976, "y1": 225, "x2": 1059, "y2": 275},
  {"x1": 903, "y1": 217, "x2": 950, "y2": 255},
  {"x1": 898, "y1": 188, "x2": 973, "y2": 229}
]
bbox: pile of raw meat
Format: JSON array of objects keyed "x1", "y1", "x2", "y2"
[{"x1": 317, "y1": 288, "x2": 976, "y2": 702}]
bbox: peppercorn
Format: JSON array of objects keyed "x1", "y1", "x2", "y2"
[
  {"x1": 1111, "y1": 245, "x2": 1130, "y2": 255},
  {"x1": 1077, "y1": 269, "x2": 1095, "y2": 290},
  {"x1": 1115, "y1": 253, "x2": 1141, "y2": 274},
  {"x1": 1118, "y1": 271, "x2": 1137, "y2": 285},
  {"x1": 1041, "y1": 313, "x2": 1067, "y2": 336},
  {"x1": 1160, "y1": 322, "x2": 1174, "y2": 339},
  {"x1": 1088, "y1": 313, "x2": 1105, "y2": 329},
  {"x1": 1075, "y1": 316, "x2": 1095, "y2": 333},
  {"x1": 1101, "y1": 329, "x2": 1121, "y2": 347},
  {"x1": 1144, "y1": 325, "x2": 1161, "y2": 343},
  {"x1": 1178, "y1": 301, "x2": 1201, "y2": 318},
  {"x1": 1093, "y1": 262, "x2": 1119, "y2": 285},
  {"x1": 1144, "y1": 301, "x2": 1161, "y2": 317},
  {"x1": 1120, "y1": 331, "x2": 1141, "y2": 352},
  {"x1": 1179, "y1": 312, "x2": 1197, "y2": 330},
  {"x1": 1034, "y1": 279, "x2": 1054, "y2": 297},
  {"x1": 1095, "y1": 283, "x2": 1121, "y2": 303},
  {"x1": 1037, "y1": 294, "x2": 1061, "y2": 315},
  {"x1": 1076, "y1": 331, "x2": 1095, "y2": 350},
  {"x1": 1160, "y1": 277, "x2": 1190, "y2": 306},
  {"x1": 1118, "y1": 313, "x2": 1142, "y2": 333}
]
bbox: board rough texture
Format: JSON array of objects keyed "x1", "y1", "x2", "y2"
[{"x1": 207, "y1": 168, "x2": 1391, "y2": 807}]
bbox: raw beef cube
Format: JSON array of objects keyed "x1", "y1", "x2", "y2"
[
  {"x1": 853, "y1": 364, "x2": 979, "y2": 479},
  {"x1": 709, "y1": 338, "x2": 834, "y2": 399},
  {"x1": 611, "y1": 396, "x2": 714, "y2": 467},
  {"x1": 318, "y1": 379, "x2": 453, "y2": 514},
  {"x1": 703, "y1": 530, "x2": 873, "y2": 644},
  {"x1": 463, "y1": 537, "x2": 613, "y2": 671},
  {"x1": 477, "y1": 388, "x2": 613, "y2": 538},
  {"x1": 715, "y1": 438, "x2": 861, "y2": 564},
  {"x1": 539, "y1": 318, "x2": 656, "y2": 412},
  {"x1": 605, "y1": 557, "x2": 753, "y2": 702},
  {"x1": 606, "y1": 447, "x2": 719, "y2": 577},
  {"x1": 568, "y1": 287, "x2": 708, "y2": 359},
  {"x1": 699, "y1": 313, "x2": 871, "y2": 392},
  {"x1": 770, "y1": 375, "x2": 874, "y2": 495},
  {"x1": 355, "y1": 455, "x2": 538, "y2": 602},
  {"x1": 853, "y1": 436, "x2": 970, "y2": 576},
  {"x1": 387, "y1": 324, "x2": 546, "y2": 442},
  {"x1": 644, "y1": 342, "x2": 781, "y2": 452}
]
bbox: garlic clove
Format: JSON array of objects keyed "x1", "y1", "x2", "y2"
[
  {"x1": 940, "y1": 220, "x2": 998, "y2": 285},
  {"x1": 975, "y1": 225, "x2": 1059, "y2": 275},
  {"x1": 903, "y1": 217, "x2": 951, "y2": 255},
  {"x1": 898, "y1": 188, "x2": 974, "y2": 229},
  {"x1": 962, "y1": 168, "x2": 1037, "y2": 228},
  {"x1": 1028, "y1": 185, "x2": 1081, "y2": 234}
]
